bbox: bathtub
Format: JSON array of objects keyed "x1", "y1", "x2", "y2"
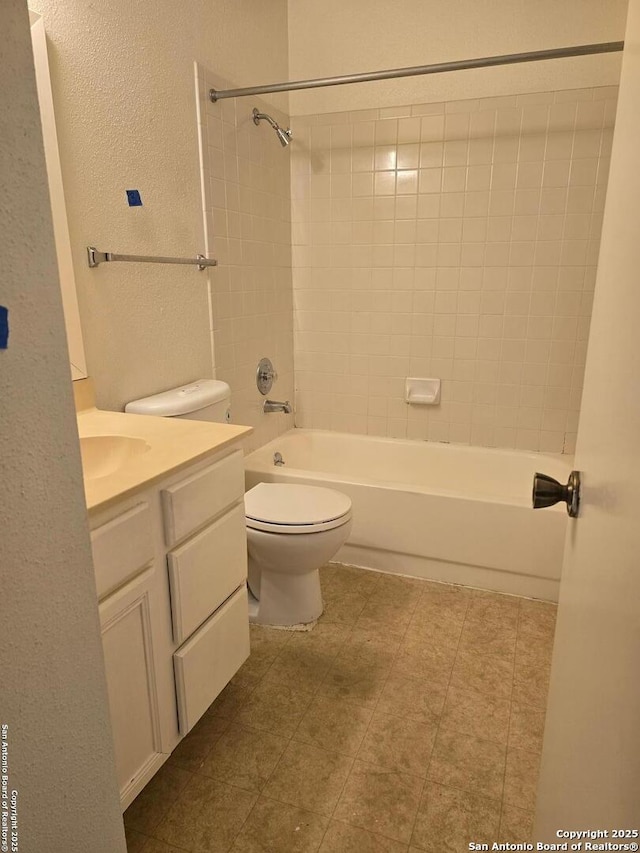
[{"x1": 244, "y1": 429, "x2": 573, "y2": 601}]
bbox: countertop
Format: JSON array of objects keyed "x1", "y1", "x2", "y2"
[{"x1": 77, "y1": 400, "x2": 252, "y2": 515}]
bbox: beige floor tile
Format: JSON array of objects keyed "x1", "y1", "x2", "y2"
[
  {"x1": 333, "y1": 759, "x2": 423, "y2": 843},
  {"x1": 354, "y1": 599, "x2": 416, "y2": 636},
  {"x1": 357, "y1": 710, "x2": 437, "y2": 777},
  {"x1": 392, "y1": 644, "x2": 456, "y2": 686},
  {"x1": 345, "y1": 626, "x2": 404, "y2": 655},
  {"x1": 441, "y1": 685, "x2": 510, "y2": 744},
  {"x1": 376, "y1": 673, "x2": 447, "y2": 725},
  {"x1": 319, "y1": 563, "x2": 338, "y2": 584},
  {"x1": 250, "y1": 624, "x2": 292, "y2": 656},
  {"x1": 209, "y1": 681, "x2": 256, "y2": 720},
  {"x1": 450, "y1": 648, "x2": 514, "y2": 698},
  {"x1": 459, "y1": 617, "x2": 517, "y2": 661},
  {"x1": 124, "y1": 763, "x2": 192, "y2": 836},
  {"x1": 230, "y1": 797, "x2": 329, "y2": 853},
  {"x1": 410, "y1": 782, "x2": 501, "y2": 852},
  {"x1": 515, "y1": 632, "x2": 554, "y2": 671},
  {"x1": 319, "y1": 820, "x2": 409, "y2": 852},
  {"x1": 140, "y1": 840, "x2": 188, "y2": 853},
  {"x1": 418, "y1": 581, "x2": 472, "y2": 608},
  {"x1": 512, "y1": 661, "x2": 551, "y2": 709},
  {"x1": 294, "y1": 695, "x2": 374, "y2": 756},
  {"x1": 408, "y1": 589, "x2": 469, "y2": 645},
  {"x1": 200, "y1": 724, "x2": 288, "y2": 793},
  {"x1": 370, "y1": 575, "x2": 424, "y2": 607},
  {"x1": 428, "y1": 727, "x2": 506, "y2": 801},
  {"x1": 321, "y1": 648, "x2": 394, "y2": 708},
  {"x1": 234, "y1": 657, "x2": 273, "y2": 683},
  {"x1": 236, "y1": 681, "x2": 315, "y2": 737},
  {"x1": 467, "y1": 590, "x2": 520, "y2": 628},
  {"x1": 321, "y1": 591, "x2": 368, "y2": 626},
  {"x1": 403, "y1": 611, "x2": 465, "y2": 650},
  {"x1": 124, "y1": 827, "x2": 149, "y2": 853},
  {"x1": 518, "y1": 617, "x2": 556, "y2": 646},
  {"x1": 286, "y1": 621, "x2": 351, "y2": 656},
  {"x1": 167, "y1": 714, "x2": 230, "y2": 773},
  {"x1": 230, "y1": 670, "x2": 261, "y2": 693},
  {"x1": 155, "y1": 775, "x2": 257, "y2": 852},
  {"x1": 323, "y1": 564, "x2": 382, "y2": 598},
  {"x1": 508, "y1": 702, "x2": 546, "y2": 752},
  {"x1": 263, "y1": 741, "x2": 353, "y2": 817},
  {"x1": 236, "y1": 625, "x2": 290, "y2": 682},
  {"x1": 518, "y1": 598, "x2": 557, "y2": 642},
  {"x1": 262, "y1": 645, "x2": 335, "y2": 692},
  {"x1": 503, "y1": 747, "x2": 541, "y2": 811},
  {"x1": 336, "y1": 633, "x2": 399, "y2": 666},
  {"x1": 499, "y1": 804, "x2": 534, "y2": 843}
]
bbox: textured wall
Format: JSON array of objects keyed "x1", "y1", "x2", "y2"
[
  {"x1": 292, "y1": 87, "x2": 617, "y2": 452},
  {"x1": 198, "y1": 69, "x2": 295, "y2": 451},
  {"x1": 0, "y1": 2, "x2": 125, "y2": 851},
  {"x1": 29, "y1": 0, "x2": 290, "y2": 412},
  {"x1": 288, "y1": 0, "x2": 627, "y2": 114}
]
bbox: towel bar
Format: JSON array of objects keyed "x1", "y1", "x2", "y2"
[{"x1": 87, "y1": 246, "x2": 217, "y2": 271}]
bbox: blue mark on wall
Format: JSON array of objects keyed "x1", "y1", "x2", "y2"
[
  {"x1": 126, "y1": 189, "x2": 143, "y2": 207},
  {"x1": 0, "y1": 306, "x2": 9, "y2": 349}
]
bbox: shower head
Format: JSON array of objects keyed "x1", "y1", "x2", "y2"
[{"x1": 252, "y1": 107, "x2": 292, "y2": 147}]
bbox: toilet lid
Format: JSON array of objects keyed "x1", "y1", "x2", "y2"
[{"x1": 245, "y1": 483, "x2": 352, "y2": 534}]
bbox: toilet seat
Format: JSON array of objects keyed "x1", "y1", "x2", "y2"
[{"x1": 245, "y1": 483, "x2": 352, "y2": 534}]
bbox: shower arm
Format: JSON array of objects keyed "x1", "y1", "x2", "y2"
[
  {"x1": 253, "y1": 110, "x2": 279, "y2": 131},
  {"x1": 210, "y1": 41, "x2": 624, "y2": 102}
]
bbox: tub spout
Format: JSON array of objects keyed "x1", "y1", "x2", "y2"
[{"x1": 263, "y1": 399, "x2": 292, "y2": 414}]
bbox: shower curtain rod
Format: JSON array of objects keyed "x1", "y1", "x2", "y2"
[{"x1": 209, "y1": 41, "x2": 623, "y2": 102}]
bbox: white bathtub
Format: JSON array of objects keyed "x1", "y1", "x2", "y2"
[{"x1": 244, "y1": 429, "x2": 573, "y2": 601}]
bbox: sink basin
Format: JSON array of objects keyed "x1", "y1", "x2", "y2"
[{"x1": 80, "y1": 435, "x2": 151, "y2": 481}]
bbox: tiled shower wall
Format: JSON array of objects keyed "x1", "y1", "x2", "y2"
[
  {"x1": 197, "y1": 66, "x2": 294, "y2": 452},
  {"x1": 291, "y1": 87, "x2": 617, "y2": 453}
]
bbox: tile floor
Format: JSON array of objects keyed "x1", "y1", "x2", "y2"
[{"x1": 124, "y1": 564, "x2": 556, "y2": 853}]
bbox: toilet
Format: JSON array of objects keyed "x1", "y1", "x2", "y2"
[
  {"x1": 245, "y1": 482, "x2": 352, "y2": 626},
  {"x1": 125, "y1": 380, "x2": 352, "y2": 627}
]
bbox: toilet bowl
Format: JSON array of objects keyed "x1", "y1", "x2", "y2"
[{"x1": 245, "y1": 483, "x2": 352, "y2": 626}]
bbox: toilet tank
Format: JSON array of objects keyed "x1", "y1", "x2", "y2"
[{"x1": 125, "y1": 379, "x2": 232, "y2": 423}]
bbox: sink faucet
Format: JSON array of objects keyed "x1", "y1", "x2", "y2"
[{"x1": 263, "y1": 399, "x2": 292, "y2": 414}]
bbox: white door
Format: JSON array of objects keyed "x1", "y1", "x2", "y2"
[{"x1": 535, "y1": 0, "x2": 640, "y2": 834}]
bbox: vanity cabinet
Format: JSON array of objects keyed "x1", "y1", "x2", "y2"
[{"x1": 89, "y1": 445, "x2": 249, "y2": 810}]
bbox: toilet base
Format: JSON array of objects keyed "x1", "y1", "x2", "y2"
[
  {"x1": 247, "y1": 567, "x2": 323, "y2": 627},
  {"x1": 247, "y1": 588, "x2": 319, "y2": 631}
]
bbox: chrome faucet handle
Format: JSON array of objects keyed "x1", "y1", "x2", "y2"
[{"x1": 256, "y1": 357, "x2": 277, "y2": 395}]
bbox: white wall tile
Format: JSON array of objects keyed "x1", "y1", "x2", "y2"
[{"x1": 291, "y1": 86, "x2": 617, "y2": 452}]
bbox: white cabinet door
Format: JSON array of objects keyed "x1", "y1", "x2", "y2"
[{"x1": 99, "y1": 569, "x2": 166, "y2": 810}]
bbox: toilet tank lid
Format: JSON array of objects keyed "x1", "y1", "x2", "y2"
[{"x1": 125, "y1": 379, "x2": 230, "y2": 417}]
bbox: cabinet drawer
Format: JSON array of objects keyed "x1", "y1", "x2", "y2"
[
  {"x1": 168, "y1": 503, "x2": 247, "y2": 644},
  {"x1": 91, "y1": 503, "x2": 154, "y2": 600},
  {"x1": 161, "y1": 450, "x2": 244, "y2": 546},
  {"x1": 173, "y1": 586, "x2": 249, "y2": 735}
]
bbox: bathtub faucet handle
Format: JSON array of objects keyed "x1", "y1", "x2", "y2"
[{"x1": 274, "y1": 452, "x2": 285, "y2": 466}]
